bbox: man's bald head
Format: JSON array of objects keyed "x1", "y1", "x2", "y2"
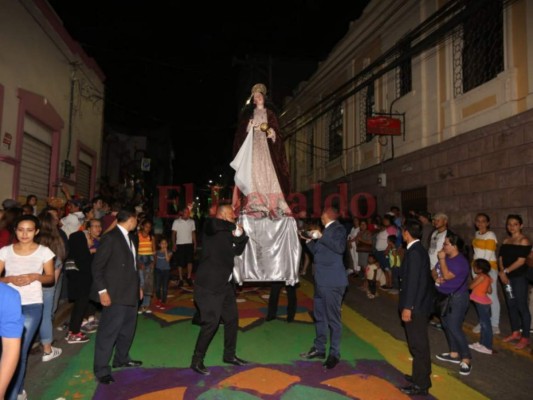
[
  {"x1": 321, "y1": 207, "x2": 339, "y2": 225},
  {"x1": 216, "y1": 204, "x2": 236, "y2": 223}
]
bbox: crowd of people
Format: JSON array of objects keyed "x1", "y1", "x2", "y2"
[
  {"x1": 0, "y1": 191, "x2": 182, "y2": 398},
  {"x1": 1, "y1": 195, "x2": 533, "y2": 397}
]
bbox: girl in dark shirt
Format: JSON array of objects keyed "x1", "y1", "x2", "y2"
[{"x1": 498, "y1": 214, "x2": 532, "y2": 349}]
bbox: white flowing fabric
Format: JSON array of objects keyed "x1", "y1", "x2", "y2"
[
  {"x1": 230, "y1": 125, "x2": 254, "y2": 196},
  {"x1": 233, "y1": 215, "x2": 301, "y2": 286}
]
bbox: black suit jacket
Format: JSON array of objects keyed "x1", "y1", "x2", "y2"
[
  {"x1": 194, "y1": 218, "x2": 248, "y2": 293},
  {"x1": 91, "y1": 226, "x2": 140, "y2": 306},
  {"x1": 399, "y1": 240, "x2": 433, "y2": 316}
]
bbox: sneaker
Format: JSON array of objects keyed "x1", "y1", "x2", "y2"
[
  {"x1": 503, "y1": 331, "x2": 521, "y2": 342},
  {"x1": 42, "y1": 346, "x2": 62, "y2": 362},
  {"x1": 17, "y1": 390, "x2": 27, "y2": 400},
  {"x1": 468, "y1": 342, "x2": 480, "y2": 350},
  {"x1": 472, "y1": 324, "x2": 481, "y2": 334},
  {"x1": 459, "y1": 361, "x2": 472, "y2": 376},
  {"x1": 515, "y1": 338, "x2": 529, "y2": 350},
  {"x1": 81, "y1": 321, "x2": 97, "y2": 334},
  {"x1": 66, "y1": 332, "x2": 90, "y2": 344},
  {"x1": 144, "y1": 308, "x2": 153, "y2": 314},
  {"x1": 492, "y1": 326, "x2": 500, "y2": 335},
  {"x1": 367, "y1": 293, "x2": 375, "y2": 299},
  {"x1": 430, "y1": 321, "x2": 443, "y2": 330},
  {"x1": 469, "y1": 342, "x2": 492, "y2": 355},
  {"x1": 436, "y1": 353, "x2": 461, "y2": 364}
]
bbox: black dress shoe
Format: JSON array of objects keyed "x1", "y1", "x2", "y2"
[
  {"x1": 223, "y1": 355, "x2": 249, "y2": 366},
  {"x1": 191, "y1": 361, "x2": 210, "y2": 375},
  {"x1": 399, "y1": 384, "x2": 429, "y2": 396},
  {"x1": 112, "y1": 360, "x2": 143, "y2": 368},
  {"x1": 404, "y1": 374, "x2": 413, "y2": 383},
  {"x1": 286, "y1": 315, "x2": 295, "y2": 323},
  {"x1": 300, "y1": 347, "x2": 326, "y2": 359},
  {"x1": 98, "y1": 375, "x2": 115, "y2": 384},
  {"x1": 323, "y1": 355, "x2": 340, "y2": 369},
  {"x1": 265, "y1": 315, "x2": 276, "y2": 321}
]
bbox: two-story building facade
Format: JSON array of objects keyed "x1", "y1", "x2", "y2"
[{"x1": 281, "y1": 0, "x2": 532, "y2": 238}]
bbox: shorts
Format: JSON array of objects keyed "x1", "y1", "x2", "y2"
[{"x1": 175, "y1": 244, "x2": 194, "y2": 266}]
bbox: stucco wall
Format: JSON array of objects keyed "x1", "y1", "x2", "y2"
[{"x1": 0, "y1": 0, "x2": 104, "y2": 201}]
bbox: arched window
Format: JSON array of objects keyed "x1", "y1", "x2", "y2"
[{"x1": 329, "y1": 103, "x2": 343, "y2": 160}]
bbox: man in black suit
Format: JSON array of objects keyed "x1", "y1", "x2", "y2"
[
  {"x1": 191, "y1": 204, "x2": 249, "y2": 375},
  {"x1": 399, "y1": 219, "x2": 433, "y2": 396},
  {"x1": 92, "y1": 208, "x2": 142, "y2": 384}
]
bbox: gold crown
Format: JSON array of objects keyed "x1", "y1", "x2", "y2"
[{"x1": 251, "y1": 83, "x2": 267, "y2": 95}]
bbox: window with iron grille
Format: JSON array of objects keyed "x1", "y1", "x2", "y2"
[
  {"x1": 396, "y1": 40, "x2": 412, "y2": 97},
  {"x1": 307, "y1": 126, "x2": 314, "y2": 172},
  {"x1": 329, "y1": 103, "x2": 343, "y2": 160},
  {"x1": 454, "y1": 0, "x2": 503, "y2": 96},
  {"x1": 359, "y1": 82, "x2": 375, "y2": 143},
  {"x1": 401, "y1": 187, "x2": 427, "y2": 216}
]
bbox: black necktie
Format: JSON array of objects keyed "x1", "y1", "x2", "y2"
[{"x1": 128, "y1": 235, "x2": 136, "y2": 270}]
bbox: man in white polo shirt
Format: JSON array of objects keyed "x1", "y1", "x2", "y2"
[
  {"x1": 428, "y1": 212, "x2": 448, "y2": 271},
  {"x1": 171, "y1": 208, "x2": 197, "y2": 286}
]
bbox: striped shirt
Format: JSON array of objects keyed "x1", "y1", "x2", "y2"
[
  {"x1": 472, "y1": 230, "x2": 497, "y2": 270},
  {"x1": 138, "y1": 232, "x2": 154, "y2": 256}
]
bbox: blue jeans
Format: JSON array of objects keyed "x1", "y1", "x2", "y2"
[
  {"x1": 392, "y1": 267, "x2": 400, "y2": 289},
  {"x1": 154, "y1": 269, "x2": 170, "y2": 303},
  {"x1": 138, "y1": 255, "x2": 154, "y2": 308},
  {"x1": 39, "y1": 286, "x2": 56, "y2": 345},
  {"x1": 488, "y1": 269, "x2": 500, "y2": 327},
  {"x1": 7, "y1": 303, "x2": 43, "y2": 400},
  {"x1": 507, "y1": 276, "x2": 531, "y2": 338},
  {"x1": 474, "y1": 302, "x2": 493, "y2": 349},
  {"x1": 441, "y1": 291, "x2": 471, "y2": 360}
]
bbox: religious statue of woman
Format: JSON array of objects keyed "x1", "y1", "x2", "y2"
[
  {"x1": 230, "y1": 83, "x2": 300, "y2": 286},
  {"x1": 231, "y1": 83, "x2": 291, "y2": 218}
]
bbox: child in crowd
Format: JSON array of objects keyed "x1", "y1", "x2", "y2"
[
  {"x1": 137, "y1": 219, "x2": 156, "y2": 314},
  {"x1": 468, "y1": 259, "x2": 493, "y2": 354},
  {"x1": 365, "y1": 254, "x2": 380, "y2": 299},
  {"x1": 154, "y1": 237, "x2": 172, "y2": 310},
  {"x1": 386, "y1": 235, "x2": 401, "y2": 294}
]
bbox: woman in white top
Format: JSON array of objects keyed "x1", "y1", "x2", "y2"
[{"x1": 0, "y1": 215, "x2": 54, "y2": 400}]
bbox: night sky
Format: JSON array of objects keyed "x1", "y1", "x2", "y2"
[{"x1": 49, "y1": 0, "x2": 370, "y2": 185}]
